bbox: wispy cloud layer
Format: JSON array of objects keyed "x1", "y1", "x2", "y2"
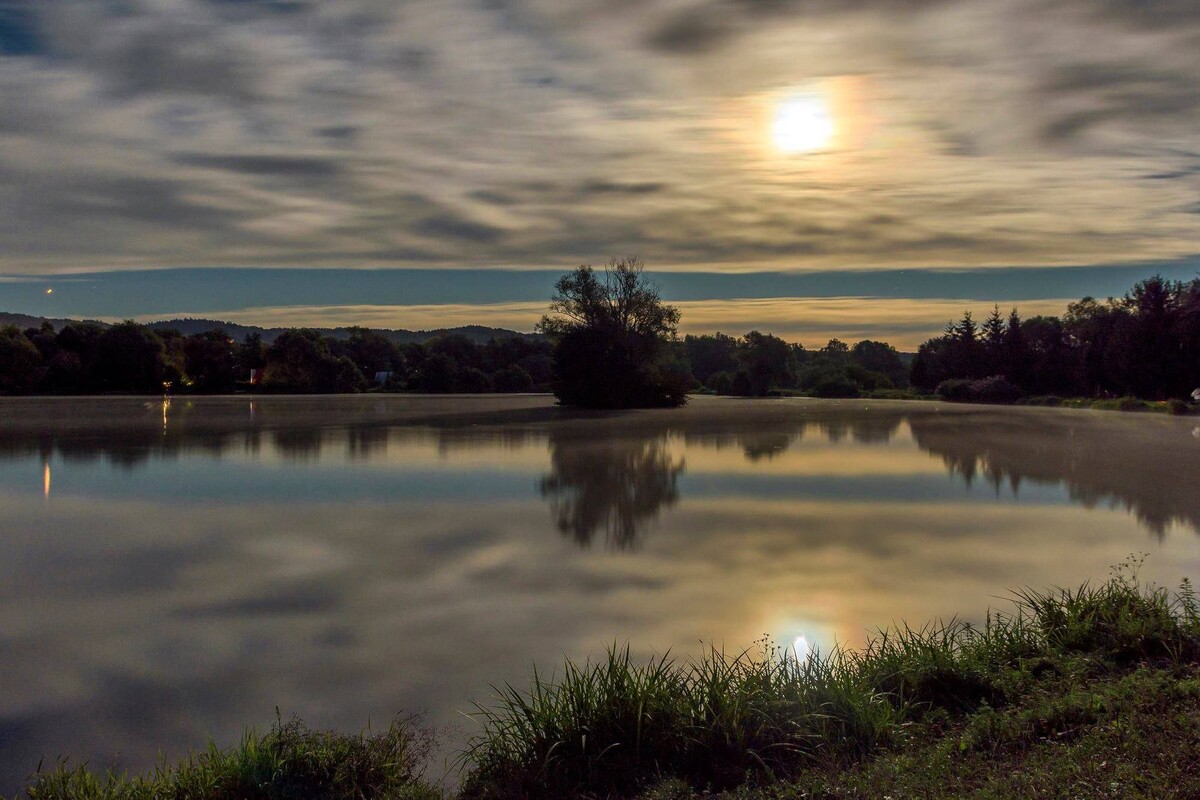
[
  {"x1": 132, "y1": 296, "x2": 1072, "y2": 349},
  {"x1": 0, "y1": 0, "x2": 1196, "y2": 275}
]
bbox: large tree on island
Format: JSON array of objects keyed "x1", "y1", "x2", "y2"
[{"x1": 538, "y1": 257, "x2": 691, "y2": 408}]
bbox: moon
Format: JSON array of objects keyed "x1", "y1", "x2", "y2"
[
  {"x1": 792, "y1": 635, "x2": 812, "y2": 661},
  {"x1": 772, "y1": 93, "x2": 835, "y2": 154}
]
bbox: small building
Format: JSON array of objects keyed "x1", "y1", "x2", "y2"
[
  {"x1": 374, "y1": 371, "x2": 394, "y2": 385},
  {"x1": 249, "y1": 368, "x2": 264, "y2": 386}
]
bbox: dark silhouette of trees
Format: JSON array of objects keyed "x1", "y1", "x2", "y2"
[
  {"x1": 850, "y1": 340, "x2": 908, "y2": 388},
  {"x1": 240, "y1": 332, "x2": 267, "y2": 374},
  {"x1": 4, "y1": 273, "x2": 1196, "y2": 401},
  {"x1": 540, "y1": 430, "x2": 684, "y2": 549},
  {"x1": 538, "y1": 257, "x2": 690, "y2": 408},
  {"x1": 91, "y1": 321, "x2": 169, "y2": 393},
  {"x1": 262, "y1": 329, "x2": 366, "y2": 393},
  {"x1": 0, "y1": 315, "x2": 557, "y2": 396},
  {"x1": 338, "y1": 328, "x2": 403, "y2": 378},
  {"x1": 183, "y1": 330, "x2": 239, "y2": 393},
  {"x1": 493, "y1": 364, "x2": 534, "y2": 392},
  {"x1": 683, "y1": 332, "x2": 740, "y2": 386},
  {"x1": 911, "y1": 275, "x2": 1200, "y2": 401},
  {"x1": 0, "y1": 327, "x2": 44, "y2": 394},
  {"x1": 738, "y1": 331, "x2": 797, "y2": 396},
  {"x1": 685, "y1": 332, "x2": 899, "y2": 398}
]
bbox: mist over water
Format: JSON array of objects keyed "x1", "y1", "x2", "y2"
[{"x1": 0, "y1": 395, "x2": 1197, "y2": 790}]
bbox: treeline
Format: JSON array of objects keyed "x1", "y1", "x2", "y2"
[
  {"x1": 685, "y1": 332, "x2": 908, "y2": 398},
  {"x1": 3, "y1": 273, "x2": 1197, "y2": 400},
  {"x1": 0, "y1": 320, "x2": 553, "y2": 394},
  {"x1": 911, "y1": 275, "x2": 1200, "y2": 402}
]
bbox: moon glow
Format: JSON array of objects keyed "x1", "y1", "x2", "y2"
[{"x1": 772, "y1": 93, "x2": 835, "y2": 154}]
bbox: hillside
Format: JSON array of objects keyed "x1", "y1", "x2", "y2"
[{"x1": 0, "y1": 312, "x2": 540, "y2": 345}]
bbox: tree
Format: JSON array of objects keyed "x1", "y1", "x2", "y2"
[
  {"x1": 183, "y1": 329, "x2": 239, "y2": 393},
  {"x1": 738, "y1": 331, "x2": 796, "y2": 395},
  {"x1": 538, "y1": 257, "x2": 690, "y2": 408},
  {"x1": 342, "y1": 328, "x2": 403, "y2": 378},
  {"x1": 850, "y1": 340, "x2": 907, "y2": 387},
  {"x1": 0, "y1": 327, "x2": 45, "y2": 394},
  {"x1": 90, "y1": 321, "x2": 167, "y2": 393},
  {"x1": 683, "y1": 333, "x2": 739, "y2": 386},
  {"x1": 262, "y1": 329, "x2": 365, "y2": 393}
]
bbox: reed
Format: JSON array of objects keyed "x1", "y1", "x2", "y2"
[
  {"x1": 462, "y1": 562, "x2": 1200, "y2": 798},
  {"x1": 21, "y1": 714, "x2": 440, "y2": 800}
]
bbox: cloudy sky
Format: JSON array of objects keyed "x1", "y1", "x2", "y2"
[{"x1": 1, "y1": 0, "x2": 1198, "y2": 346}]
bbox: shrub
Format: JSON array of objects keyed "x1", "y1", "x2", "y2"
[
  {"x1": 935, "y1": 379, "x2": 974, "y2": 402},
  {"x1": 969, "y1": 375, "x2": 1022, "y2": 404},
  {"x1": 463, "y1": 568, "x2": 1200, "y2": 799},
  {"x1": 492, "y1": 364, "x2": 534, "y2": 393},
  {"x1": 705, "y1": 371, "x2": 735, "y2": 395},
  {"x1": 22, "y1": 715, "x2": 439, "y2": 800},
  {"x1": 811, "y1": 373, "x2": 860, "y2": 398},
  {"x1": 1017, "y1": 395, "x2": 1063, "y2": 407},
  {"x1": 936, "y1": 376, "x2": 1021, "y2": 404}
]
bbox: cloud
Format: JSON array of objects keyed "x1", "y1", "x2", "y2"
[
  {"x1": 173, "y1": 154, "x2": 343, "y2": 179},
  {"x1": 0, "y1": 0, "x2": 1195, "y2": 277},
  {"x1": 413, "y1": 213, "x2": 506, "y2": 243},
  {"x1": 647, "y1": 12, "x2": 733, "y2": 54},
  {"x1": 137, "y1": 296, "x2": 1075, "y2": 348}
]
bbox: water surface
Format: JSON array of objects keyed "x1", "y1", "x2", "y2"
[{"x1": 1, "y1": 395, "x2": 1197, "y2": 789}]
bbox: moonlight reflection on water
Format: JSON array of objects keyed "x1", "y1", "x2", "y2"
[{"x1": 0, "y1": 395, "x2": 1197, "y2": 791}]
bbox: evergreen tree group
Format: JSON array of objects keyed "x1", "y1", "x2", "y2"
[{"x1": 911, "y1": 276, "x2": 1200, "y2": 401}]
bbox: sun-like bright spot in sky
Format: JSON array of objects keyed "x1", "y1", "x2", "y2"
[
  {"x1": 792, "y1": 634, "x2": 812, "y2": 661},
  {"x1": 772, "y1": 92, "x2": 835, "y2": 154}
]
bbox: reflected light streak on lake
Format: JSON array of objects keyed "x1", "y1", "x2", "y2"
[{"x1": 0, "y1": 395, "x2": 1197, "y2": 790}]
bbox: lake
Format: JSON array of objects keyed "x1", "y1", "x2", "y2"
[{"x1": 1, "y1": 395, "x2": 1198, "y2": 790}]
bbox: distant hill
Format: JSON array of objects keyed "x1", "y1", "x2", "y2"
[
  {"x1": 0, "y1": 312, "x2": 541, "y2": 345},
  {"x1": 0, "y1": 312, "x2": 112, "y2": 331}
]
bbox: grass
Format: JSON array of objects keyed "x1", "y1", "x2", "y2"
[
  {"x1": 1017, "y1": 395, "x2": 1197, "y2": 415},
  {"x1": 461, "y1": 558, "x2": 1200, "y2": 798},
  {"x1": 17, "y1": 561, "x2": 1200, "y2": 800},
  {"x1": 19, "y1": 714, "x2": 441, "y2": 800}
]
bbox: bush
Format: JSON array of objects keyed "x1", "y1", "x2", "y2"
[
  {"x1": 1017, "y1": 395, "x2": 1063, "y2": 407},
  {"x1": 1118, "y1": 396, "x2": 1147, "y2": 412},
  {"x1": 812, "y1": 373, "x2": 860, "y2": 398},
  {"x1": 493, "y1": 364, "x2": 534, "y2": 393},
  {"x1": 22, "y1": 715, "x2": 439, "y2": 800},
  {"x1": 936, "y1": 376, "x2": 1021, "y2": 404},
  {"x1": 969, "y1": 375, "x2": 1022, "y2": 404},
  {"x1": 935, "y1": 379, "x2": 974, "y2": 402},
  {"x1": 704, "y1": 371, "x2": 733, "y2": 395}
]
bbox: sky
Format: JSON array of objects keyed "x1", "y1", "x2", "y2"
[{"x1": 0, "y1": 0, "x2": 1198, "y2": 347}]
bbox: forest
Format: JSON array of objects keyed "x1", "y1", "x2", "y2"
[
  {"x1": 0, "y1": 321, "x2": 553, "y2": 395},
  {"x1": 0, "y1": 274, "x2": 1196, "y2": 402}
]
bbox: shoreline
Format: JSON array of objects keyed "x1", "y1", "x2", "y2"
[{"x1": 16, "y1": 569, "x2": 1200, "y2": 799}]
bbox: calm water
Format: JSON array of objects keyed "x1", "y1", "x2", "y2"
[{"x1": 1, "y1": 395, "x2": 1198, "y2": 789}]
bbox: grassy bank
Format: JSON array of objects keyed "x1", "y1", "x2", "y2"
[
  {"x1": 19, "y1": 716, "x2": 441, "y2": 800},
  {"x1": 17, "y1": 564, "x2": 1200, "y2": 799},
  {"x1": 746, "y1": 388, "x2": 1198, "y2": 414}
]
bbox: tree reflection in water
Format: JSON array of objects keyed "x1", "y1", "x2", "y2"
[
  {"x1": 2, "y1": 397, "x2": 1198, "y2": 542},
  {"x1": 540, "y1": 432, "x2": 685, "y2": 550}
]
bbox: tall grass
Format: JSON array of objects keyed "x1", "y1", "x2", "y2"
[
  {"x1": 463, "y1": 563, "x2": 1200, "y2": 798},
  {"x1": 21, "y1": 714, "x2": 440, "y2": 800}
]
